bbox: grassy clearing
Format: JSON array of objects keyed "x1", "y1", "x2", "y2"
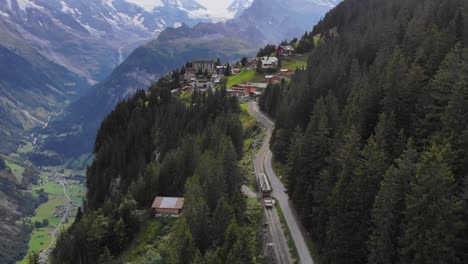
[
  {"x1": 66, "y1": 183, "x2": 86, "y2": 204},
  {"x1": 34, "y1": 181, "x2": 63, "y2": 196},
  {"x1": 20, "y1": 172, "x2": 85, "y2": 263},
  {"x1": 179, "y1": 91, "x2": 192, "y2": 106},
  {"x1": 120, "y1": 218, "x2": 176, "y2": 263},
  {"x1": 275, "y1": 203, "x2": 299, "y2": 264},
  {"x1": 17, "y1": 142, "x2": 34, "y2": 154},
  {"x1": 5, "y1": 160, "x2": 24, "y2": 182},
  {"x1": 239, "y1": 105, "x2": 264, "y2": 186},
  {"x1": 18, "y1": 196, "x2": 72, "y2": 264},
  {"x1": 282, "y1": 54, "x2": 309, "y2": 71},
  {"x1": 226, "y1": 69, "x2": 264, "y2": 88}
]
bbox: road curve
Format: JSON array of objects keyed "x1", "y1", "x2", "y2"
[{"x1": 249, "y1": 102, "x2": 314, "y2": 264}]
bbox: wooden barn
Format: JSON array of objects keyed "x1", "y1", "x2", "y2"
[{"x1": 152, "y1": 196, "x2": 185, "y2": 216}]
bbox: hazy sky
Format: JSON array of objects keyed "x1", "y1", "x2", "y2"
[
  {"x1": 125, "y1": 0, "x2": 237, "y2": 19},
  {"x1": 193, "y1": 0, "x2": 236, "y2": 19},
  {"x1": 196, "y1": 0, "x2": 234, "y2": 13}
]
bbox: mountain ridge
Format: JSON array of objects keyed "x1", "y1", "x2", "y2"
[{"x1": 43, "y1": 0, "x2": 342, "y2": 158}]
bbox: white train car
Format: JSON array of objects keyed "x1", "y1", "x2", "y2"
[{"x1": 259, "y1": 173, "x2": 271, "y2": 197}]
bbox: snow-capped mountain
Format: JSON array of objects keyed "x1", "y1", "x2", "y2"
[
  {"x1": 0, "y1": 0, "x2": 242, "y2": 153},
  {"x1": 227, "y1": 0, "x2": 254, "y2": 17},
  {"x1": 0, "y1": 0, "x2": 244, "y2": 83},
  {"x1": 307, "y1": 0, "x2": 342, "y2": 8},
  {"x1": 44, "y1": 0, "x2": 343, "y2": 158}
]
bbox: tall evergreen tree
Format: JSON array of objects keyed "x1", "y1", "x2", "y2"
[
  {"x1": 367, "y1": 141, "x2": 418, "y2": 264},
  {"x1": 399, "y1": 144, "x2": 463, "y2": 263},
  {"x1": 325, "y1": 127, "x2": 363, "y2": 263}
]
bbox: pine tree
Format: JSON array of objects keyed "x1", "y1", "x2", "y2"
[
  {"x1": 399, "y1": 144, "x2": 463, "y2": 263},
  {"x1": 98, "y1": 248, "x2": 114, "y2": 264},
  {"x1": 420, "y1": 44, "x2": 463, "y2": 137},
  {"x1": 211, "y1": 198, "x2": 233, "y2": 246},
  {"x1": 293, "y1": 98, "x2": 330, "y2": 218},
  {"x1": 324, "y1": 127, "x2": 363, "y2": 263},
  {"x1": 184, "y1": 175, "x2": 210, "y2": 252},
  {"x1": 286, "y1": 127, "x2": 304, "y2": 196},
  {"x1": 28, "y1": 252, "x2": 40, "y2": 264},
  {"x1": 374, "y1": 112, "x2": 398, "y2": 161},
  {"x1": 367, "y1": 141, "x2": 418, "y2": 264},
  {"x1": 113, "y1": 218, "x2": 127, "y2": 252},
  {"x1": 225, "y1": 63, "x2": 232, "y2": 76}
]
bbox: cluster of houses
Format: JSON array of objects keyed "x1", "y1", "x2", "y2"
[
  {"x1": 176, "y1": 60, "x2": 231, "y2": 94},
  {"x1": 173, "y1": 44, "x2": 297, "y2": 98}
]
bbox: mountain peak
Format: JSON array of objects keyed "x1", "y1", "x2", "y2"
[{"x1": 227, "y1": 0, "x2": 253, "y2": 16}]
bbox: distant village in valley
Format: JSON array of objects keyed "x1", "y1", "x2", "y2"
[{"x1": 170, "y1": 42, "x2": 308, "y2": 102}]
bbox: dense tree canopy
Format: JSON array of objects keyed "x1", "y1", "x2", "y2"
[
  {"x1": 51, "y1": 72, "x2": 256, "y2": 263},
  {"x1": 260, "y1": 0, "x2": 468, "y2": 263}
]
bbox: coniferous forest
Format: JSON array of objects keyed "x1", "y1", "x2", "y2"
[
  {"x1": 260, "y1": 0, "x2": 468, "y2": 263},
  {"x1": 51, "y1": 75, "x2": 258, "y2": 263},
  {"x1": 50, "y1": 0, "x2": 468, "y2": 263}
]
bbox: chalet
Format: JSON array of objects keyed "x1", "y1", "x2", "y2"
[
  {"x1": 216, "y1": 65, "x2": 227, "y2": 75},
  {"x1": 232, "y1": 68, "x2": 241, "y2": 75},
  {"x1": 248, "y1": 82, "x2": 268, "y2": 91},
  {"x1": 193, "y1": 60, "x2": 215, "y2": 74},
  {"x1": 232, "y1": 83, "x2": 257, "y2": 97},
  {"x1": 261, "y1": 56, "x2": 279, "y2": 69},
  {"x1": 152, "y1": 196, "x2": 184, "y2": 216},
  {"x1": 185, "y1": 67, "x2": 196, "y2": 74},
  {"x1": 265, "y1": 74, "x2": 282, "y2": 84},
  {"x1": 183, "y1": 73, "x2": 196, "y2": 82},
  {"x1": 277, "y1": 45, "x2": 295, "y2": 57},
  {"x1": 246, "y1": 58, "x2": 259, "y2": 69},
  {"x1": 211, "y1": 74, "x2": 223, "y2": 84},
  {"x1": 279, "y1": 69, "x2": 294, "y2": 77}
]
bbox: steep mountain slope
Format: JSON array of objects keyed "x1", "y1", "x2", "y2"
[
  {"x1": 0, "y1": 0, "x2": 225, "y2": 83},
  {"x1": 45, "y1": 0, "x2": 341, "y2": 158},
  {"x1": 0, "y1": 0, "x2": 249, "y2": 154},
  {"x1": 259, "y1": 0, "x2": 468, "y2": 262},
  {"x1": 0, "y1": 21, "x2": 89, "y2": 153},
  {"x1": 227, "y1": 0, "x2": 254, "y2": 17}
]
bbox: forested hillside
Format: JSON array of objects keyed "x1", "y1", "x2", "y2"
[
  {"x1": 260, "y1": 0, "x2": 468, "y2": 263},
  {"x1": 51, "y1": 74, "x2": 260, "y2": 263}
]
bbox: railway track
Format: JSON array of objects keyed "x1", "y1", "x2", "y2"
[
  {"x1": 249, "y1": 101, "x2": 314, "y2": 264},
  {"x1": 250, "y1": 103, "x2": 292, "y2": 264}
]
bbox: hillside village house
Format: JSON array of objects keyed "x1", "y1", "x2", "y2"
[
  {"x1": 277, "y1": 45, "x2": 295, "y2": 57},
  {"x1": 216, "y1": 65, "x2": 227, "y2": 75},
  {"x1": 193, "y1": 60, "x2": 215, "y2": 74},
  {"x1": 230, "y1": 82, "x2": 268, "y2": 97},
  {"x1": 279, "y1": 69, "x2": 294, "y2": 77},
  {"x1": 261, "y1": 56, "x2": 279, "y2": 69},
  {"x1": 152, "y1": 196, "x2": 184, "y2": 216}
]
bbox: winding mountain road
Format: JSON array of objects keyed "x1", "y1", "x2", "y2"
[{"x1": 249, "y1": 102, "x2": 314, "y2": 264}]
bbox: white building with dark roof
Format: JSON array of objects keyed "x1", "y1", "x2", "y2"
[{"x1": 261, "y1": 56, "x2": 279, "y2": 69}]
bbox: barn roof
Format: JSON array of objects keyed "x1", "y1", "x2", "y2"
[{"x1": 152, "y1": 197, "x2": 184, "y2": 209}]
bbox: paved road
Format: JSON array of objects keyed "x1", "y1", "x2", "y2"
[{"x1": 249, "y1": 102, "x2": 314, "y2": 264}]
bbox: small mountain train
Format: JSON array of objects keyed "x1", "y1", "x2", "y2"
[
  {"x1": 259, "y1": 173, "x2": 271, "y2": 197},
  {"x1": 259, "y1": 173, "x2": 274, "y2": 208}
]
